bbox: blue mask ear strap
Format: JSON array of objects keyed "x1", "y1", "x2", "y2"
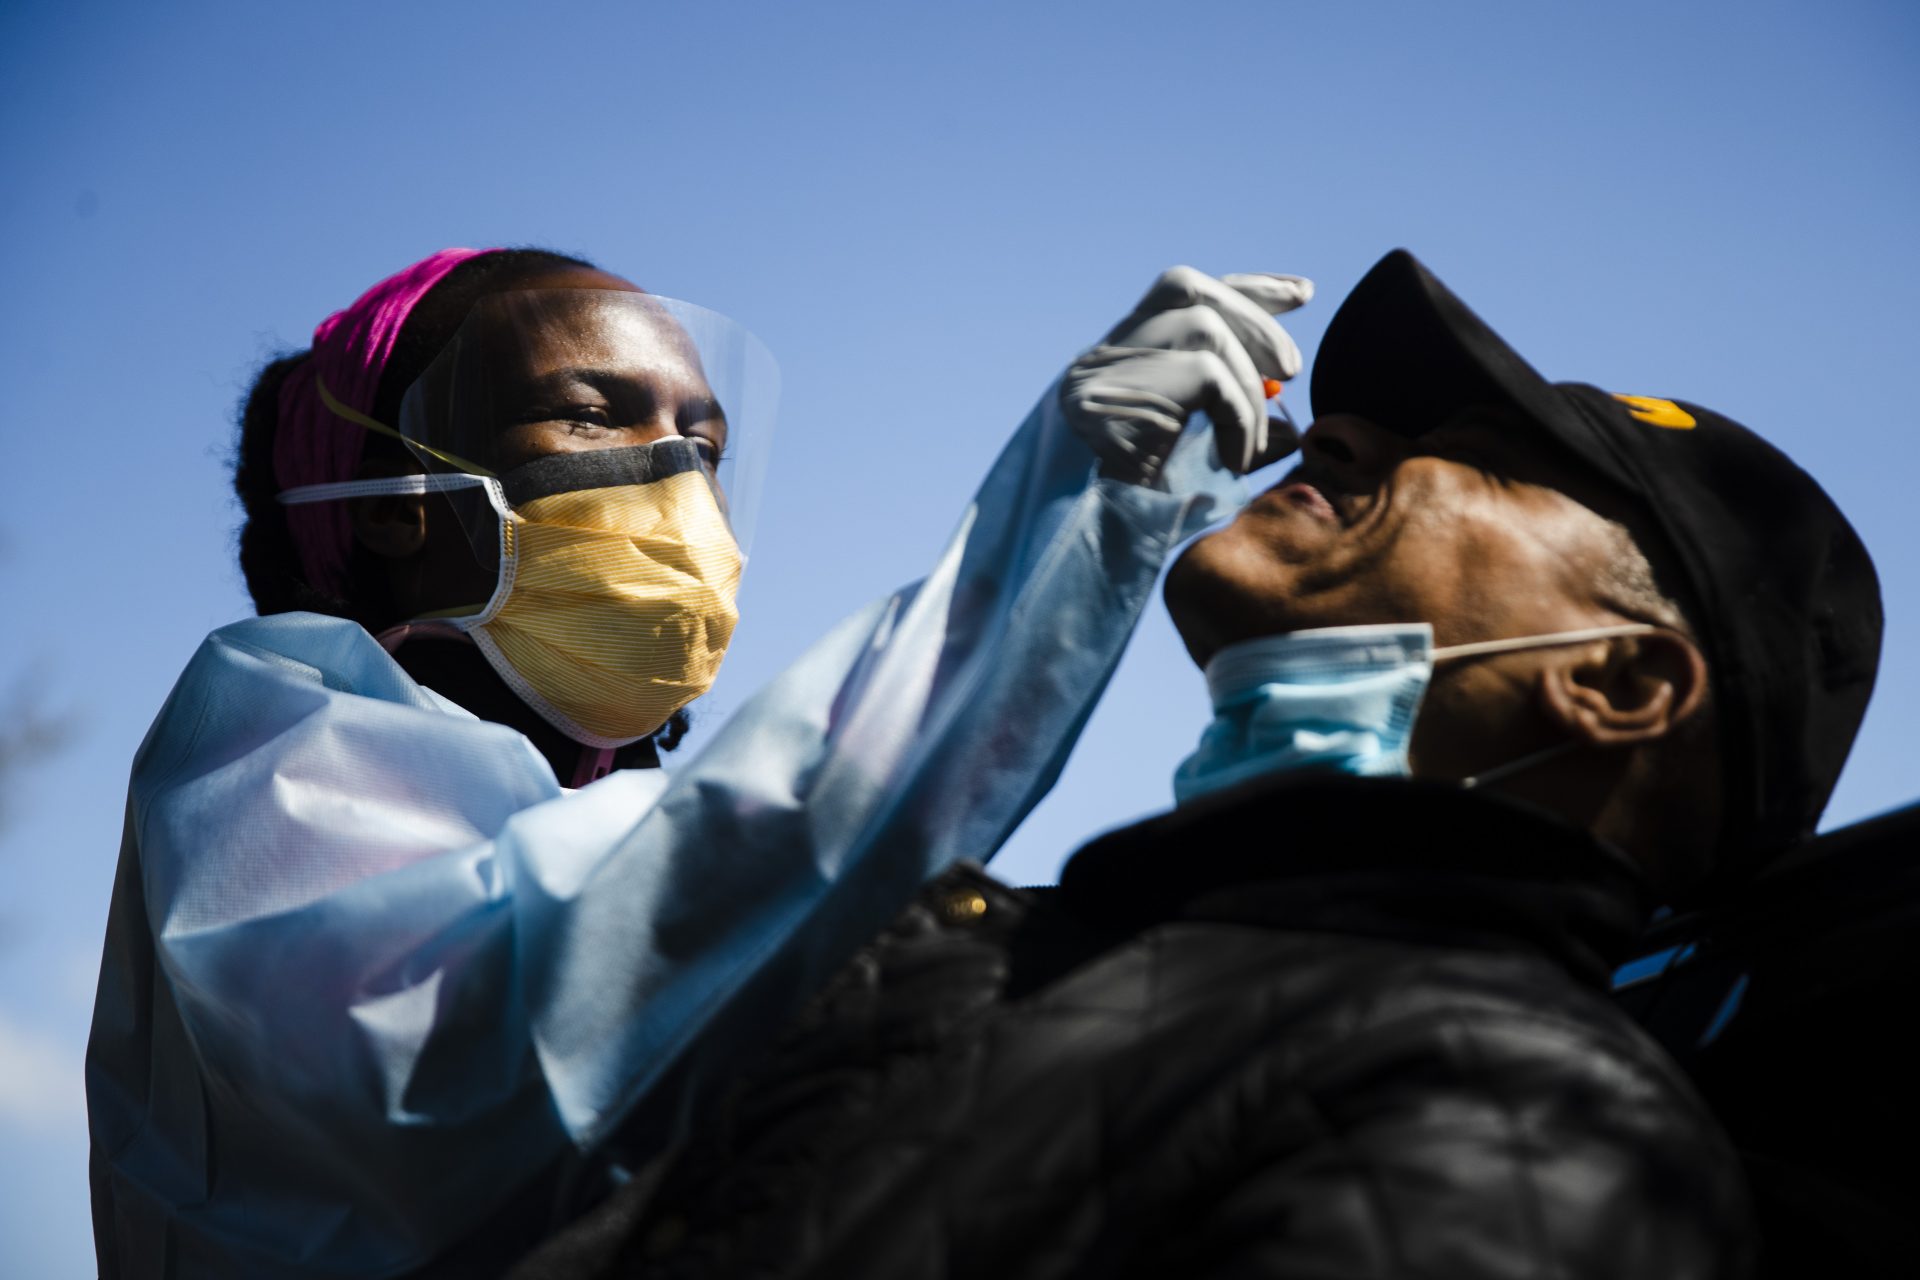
[
  {"x1": 1433, "y1": 623, "x2": 1657, "y2": 662},
  {"x1": 1441, "y1": 624, "x2": 1659, "y2": 790},
  {"x1": 1458, "y1": 737, "x2": 1584, "y2": 790}
]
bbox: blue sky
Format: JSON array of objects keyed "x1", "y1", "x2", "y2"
[{"x1": 3, "y1": 1, "x2": 1916, "y2": 1272}]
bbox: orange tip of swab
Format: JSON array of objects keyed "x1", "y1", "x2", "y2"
[{"x1": 1262, "y1": 378, "x2": 1283, "y2": 399}]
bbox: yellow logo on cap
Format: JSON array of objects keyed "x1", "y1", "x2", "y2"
[{"x1": 1612, "y1": 394, "x2": 1697, "y2": 430}]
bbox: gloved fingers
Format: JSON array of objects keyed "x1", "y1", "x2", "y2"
[
  {"x1": 1219, "y1": 272, "x2": 1315, "y2": 317},
  {"x1": 1107, "y1": 304, "x2": 1271, "y2": 447},
  {"x1": 1109, "y1": 266, "x2": 1308, "y2": 382},
  {"x1": 1247, "y1": 411, "x2": 1303, "y2": 471},
  {"x1": 1184, "y1": 347, "x2": 1266, "y2": 472},
  {"x1": 1112, "y1": 345, "x2": 1265, "y2": 474},
  {"x1": 1220, "y1": 275, "x2": 1309, "y2": 381},
  {"x1": 1065, "y1": 345, "x2": 1265, "y2": 479},
  {"x1": 1220, "y1": 273, "x2": 1313, "y2": 465},
  {"x1": 1061, "y1": 349, "x2": 1182, "y2": 484}
]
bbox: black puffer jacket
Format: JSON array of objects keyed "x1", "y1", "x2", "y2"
[
  {"x1": 514, "y1": 776, "x2": 1753, "y2": 1280},
  {"x1": 1620, "y1": 802, "x2": 1920, "y2": 1276}
]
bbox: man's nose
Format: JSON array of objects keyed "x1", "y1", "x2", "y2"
[{"x1": 1300, "y1": 414, "x2": 1410, "y2": 482}]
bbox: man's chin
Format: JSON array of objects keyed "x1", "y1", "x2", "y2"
[{"x1": 1164, "y1": 532, "x2": 1309, "y2": 668}]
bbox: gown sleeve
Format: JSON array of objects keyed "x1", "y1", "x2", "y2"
[{"x1": 84, "y1": 391, "x2": 1243, "y2": 1277}]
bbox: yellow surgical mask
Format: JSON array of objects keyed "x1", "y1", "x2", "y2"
[
  {"x1": 281, "y1": 439, "x2": 742, "y2": 747},
  {"x1": 465, "y1": 449, "x2": 742, "y2": 746}
]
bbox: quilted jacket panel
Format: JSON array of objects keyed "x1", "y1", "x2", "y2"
[{"x1": 514, "y1": 777, "x2": 1754, "y2": 1280}]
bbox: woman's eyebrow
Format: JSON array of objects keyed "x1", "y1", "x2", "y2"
[
  {"x1": 515, "y1": 368, "x2": 678, "y2": 414},
  {"x1": 525, "y1": 366, "x2": 643, "y2": 392},
  {"x1": 680, "y1": 396, "x2": 729, "y2": 431},
  {"x1": 533, "y1": 366, "x2": 719, "y2": 401}
]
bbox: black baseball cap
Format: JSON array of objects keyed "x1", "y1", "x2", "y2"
[{"x1": 1310, "y1": 249, "x2": 1882, "y2": 875}]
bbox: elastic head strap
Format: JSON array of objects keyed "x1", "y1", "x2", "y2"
[{"x1": 314, "y1": 375, "x2": 494, "y2": 477}]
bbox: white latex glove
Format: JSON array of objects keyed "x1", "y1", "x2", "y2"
[{"x1": 1062, "y1": 266, "x2": 1314, "y2": 482}]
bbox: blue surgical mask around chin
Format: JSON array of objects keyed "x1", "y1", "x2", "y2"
[
  {"x1": 1172, "y1": 624, "x2": 1436, "y2": 804},
  {"x1": 1171, "y1": 621, "x2": 1660, "y2": 805}
]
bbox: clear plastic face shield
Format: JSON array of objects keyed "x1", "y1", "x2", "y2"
[
  {"x1": 397, "y1": 289, "x2": 778, "y2": 589},
  {"x1": 387, "y1": 289, "x2": 777, "y2": 746}
]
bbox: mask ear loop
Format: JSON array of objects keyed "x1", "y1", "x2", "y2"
[
  {"x1": 276, "y1": 472, "x2": 489, "y2": 505},
  {"x1": 277, "y1": 470, "x2": 515, "y2": 628},
  {"x1": 1432, "y1": 622, "x2": 1658, "y2": 662},
  {"x1": 1458, "y1": 739, "x2": 1584, "y2": 790},
  {"x1": 1437, "y1": 623, "x2": 1661, "y2": 791}
]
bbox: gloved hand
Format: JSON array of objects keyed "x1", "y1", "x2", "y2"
[{"x1": 1062, "y1": 266, "x2": 1313, "y2": 483}]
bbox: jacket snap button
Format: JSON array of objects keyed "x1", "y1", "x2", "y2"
[{"x1": 938, "y1": 889, "x2": 990, "y2": 924}]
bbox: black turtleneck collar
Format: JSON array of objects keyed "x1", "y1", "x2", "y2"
[{"x1": 1057, "y1": 774, "x2": 1651, "y2": 990}]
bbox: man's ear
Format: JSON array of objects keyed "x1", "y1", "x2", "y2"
[
  {"x1": 1537, "y1": 630, "x2": 1709, "y2": 747},
  {"x1": 348, "y1": 461, "x2": 428, "y2": 560}
]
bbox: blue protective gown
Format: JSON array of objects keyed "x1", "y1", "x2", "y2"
[{"x1": 85, "y1": 394, "x2": 1242, "y2": 1278}]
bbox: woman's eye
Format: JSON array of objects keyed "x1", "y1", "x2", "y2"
[{"x1": 518, "y1": 404, "x2": 612, "y2": 429}]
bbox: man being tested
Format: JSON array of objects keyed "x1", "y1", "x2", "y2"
[{"x1": 514, "y1": 249, "x2": 1880, "y2": 1279}]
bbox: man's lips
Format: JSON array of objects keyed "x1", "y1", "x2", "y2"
[
  {"x1": 1254, "y1": 465, "x2": 1383, "y2": 532},
  {"x1": 1274, "y1": 480, "x2": 1340, "y2": 523}
]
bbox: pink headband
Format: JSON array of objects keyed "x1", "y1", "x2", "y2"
[{"x1": 274, "y1": 247, "x2": 498, "y2": 599}]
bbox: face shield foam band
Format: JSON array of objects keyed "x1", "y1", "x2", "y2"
[{"x1": 498, "y1": 439, "x2": 715, "y2": 507}]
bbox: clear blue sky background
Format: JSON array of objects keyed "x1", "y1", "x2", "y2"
[{"x1": 3, "y1": 2, "x2": 1915, "y2": 1273}]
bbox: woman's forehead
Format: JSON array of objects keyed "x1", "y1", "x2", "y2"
[{"x1": 479, "y1": 290, "x2": 707, "y2": 386}]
